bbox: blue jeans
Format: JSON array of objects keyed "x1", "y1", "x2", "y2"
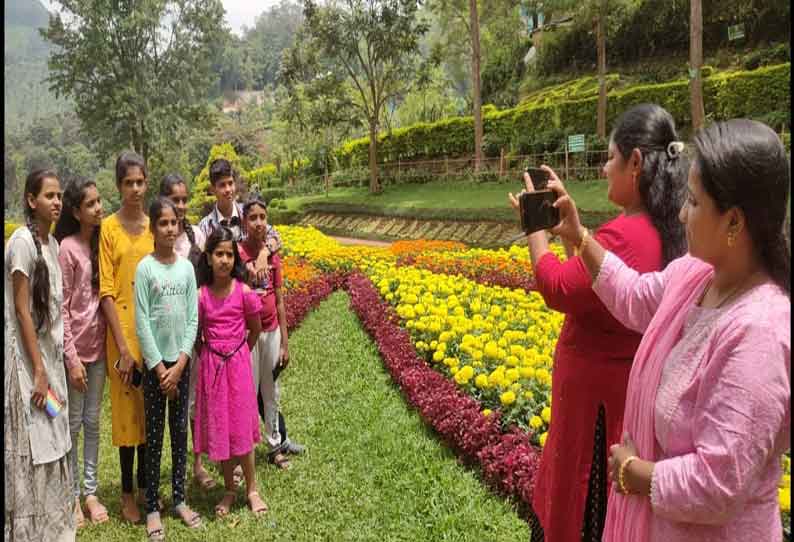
[{"x1": 68, "y1": 360, "x2": 107, "y2": 498}]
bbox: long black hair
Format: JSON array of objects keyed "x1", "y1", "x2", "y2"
[
  {"x1": 23, "y1": 169, "x2": 59, "y2": 332},
  {"x1": 159, "y1": 173, "x2": 201, "y2": 267},
  {"x1": 54, "y1": 177, "x2": 101, "y2": 291},
  {"x1": 196, "y1": 226, "x2": 247, "y2": 287},
  {"x1": 610, "y1": 103, "x2": 688, "y2": 265},
  {"x1": 148, "y1": 196, "x2": 179, "y2": 250},
  {"x1": 693, "y1": 119, "x2": 790, "y2": 295}
]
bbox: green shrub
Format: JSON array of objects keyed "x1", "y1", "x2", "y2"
[
  {"x1": 257, "y1": 188, "x2": 286, "y2": 203},
  {"x1": 334, "y1": 64, "x2": 790, "y2": 167},
  {"x1": 247, "y1": 163, "x2": 280, "y2": 191}
]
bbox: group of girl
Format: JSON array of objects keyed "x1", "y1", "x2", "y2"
[{"x1": 5, "y1": 151, "x2": 292, "y2": 542}]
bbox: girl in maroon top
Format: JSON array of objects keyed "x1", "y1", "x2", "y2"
[{"x1": 509, "y1": 104, "x2": 688, "y2": 542}]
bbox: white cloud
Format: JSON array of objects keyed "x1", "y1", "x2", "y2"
[{"x1": 39, "y1": 0, "x2": 279, "y2": 37}]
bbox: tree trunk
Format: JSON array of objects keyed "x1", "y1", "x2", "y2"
[
  {"x1": 368, "y1": 117, "x2": 381, "y2": 193},
  {"x1": 596, "y1": 0, "x2": 608, "y2": 139},
  {"x1": 469, "y1": 0, "x2": 484, "y2": 173},
  {"x1": 689, "y1": 0, "x2": 705, "y2": 131}
]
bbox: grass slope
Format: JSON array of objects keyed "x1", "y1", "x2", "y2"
[
  {"x1": 75, "y1": 291, "x2": 529, "y2": 541},
  {"x1": 280, "y1": 179, "x2": 616, "y2": 221}
]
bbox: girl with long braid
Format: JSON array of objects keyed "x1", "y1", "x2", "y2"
[{"x1": 4, "y1": 169, "x2": 74, "y2": 541}]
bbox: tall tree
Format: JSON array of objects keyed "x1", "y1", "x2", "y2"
[
  {"x1": 299, "y1": 0, "x2": 428, "y2": 193},
  {"x1": 689, "y1": 0, "x2": 705, "y2": 131},
  {"x1": 595, "y1": 0, "x2": 607, "y2": 138},
  {"x1": 468, "y1": 0, "x2": 483, "y2": 171},
  {"x1": 41, "y1": 0, "x2": 226, "y2": 165}
]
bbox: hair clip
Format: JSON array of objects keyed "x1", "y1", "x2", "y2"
[{"x1": 667, "y1": 141, "x2": 685, "y2": 160}]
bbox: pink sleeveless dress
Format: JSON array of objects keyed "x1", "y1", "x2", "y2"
[{"x1": 193, "y1": 280, "x2": 262, "y2": 461}]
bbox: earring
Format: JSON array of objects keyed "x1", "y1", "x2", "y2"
[{"x1": 727, "y1": 230, "x2": 737, "y2": 248}]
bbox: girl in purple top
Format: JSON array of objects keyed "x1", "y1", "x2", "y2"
[
  {"x1": 550, "y1": 119, "x2": 790, "y2": 541},
  {"x1": 53, "y1": 178, "x2": 109, "y2": 528}
]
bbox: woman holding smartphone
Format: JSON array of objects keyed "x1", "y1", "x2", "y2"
[
  {"x1": 99, "y1": 151, "x2": 155, "y2": 523},
  {"x1": 508, "y1": 104, "x2": 688, "y2": 542}
]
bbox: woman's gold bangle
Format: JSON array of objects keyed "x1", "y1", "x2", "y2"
[
  {"x1": 574, "y1": 228, "x2": 590, "y2": 256},
  {"x1": 618, "y1": 455, "x2": 639, "y2": 495}
]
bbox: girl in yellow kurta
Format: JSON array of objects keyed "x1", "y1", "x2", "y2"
[{"x1": 99, "y1": 151, "x2": 154, "y2": 524}]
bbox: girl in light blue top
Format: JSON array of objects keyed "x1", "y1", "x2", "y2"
[{"x1": 134, "y1": 197, "x2": 200, "y2": 540}]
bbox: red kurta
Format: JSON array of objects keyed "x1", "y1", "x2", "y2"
[{"x1": 531, "y1": 213, "x2": 663, "y2": 542}]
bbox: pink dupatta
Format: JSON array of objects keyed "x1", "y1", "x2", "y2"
[{"x1": 599, "y1": 255, "x2": 714, "y2": 541}]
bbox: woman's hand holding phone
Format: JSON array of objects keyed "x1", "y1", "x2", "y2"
[{"x1": 32, "y1": 367, "x2": 49, "y2": 409}]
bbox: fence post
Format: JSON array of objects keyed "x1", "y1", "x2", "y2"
[{"x1": 564, "y1": 140, "x2": 569, "y2": 182}]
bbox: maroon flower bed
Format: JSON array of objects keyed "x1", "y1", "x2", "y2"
[
  {"x1": 344, "y1": 271, "x2": 542, "y2": 508},
  {"x1": 284, "y1": 272, "x2": 346, "y2": 332},
  {"x1": 396, "y1": 256, "x2": 537, "y2": 293}
]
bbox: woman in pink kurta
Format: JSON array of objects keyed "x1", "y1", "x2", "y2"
[{"x1": 547, "y1": 119, "x2": 791, "y2": 541}]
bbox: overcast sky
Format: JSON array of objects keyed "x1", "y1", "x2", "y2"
[{"x1": 40, "y1": 0, "x2": 279, "y2": 36}]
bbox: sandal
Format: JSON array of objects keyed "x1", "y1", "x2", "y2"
[
  {"x1": 214, "y1": 491, "x2": 236, "y2": 518},
  {"x1": 120, "y1": 492, "x2": 141, "y2": 524},
  {"x1": 146, "y1": 527, "x2": 165, "y2": 542},
  {"x1": 269, "y1": 452, "x2": 291, "y2": 470},
  {"x1": 193, "y1": 468, "x2": 217, "y2": 490},
  {"x1": 232, "y1": 464, "x2": 244, "y2": 487},
  {"x1": 247, "y1": 491, "x2": 268, "y2": 516},
  {"x1": 84, "y1": 495, "x2": 109, "y2": 524},
  {"x1": 174, "y1": 506, "x2": 202, "y2": 529}
]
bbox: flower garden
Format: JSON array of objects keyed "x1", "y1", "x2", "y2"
[{"x1": 276, "y1": 225, "x2": 791, "y2": 533}]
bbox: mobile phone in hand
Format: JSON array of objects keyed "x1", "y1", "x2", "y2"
[
  {"x1": 45, "y1": 388, "x2": 63, "y2": 418},
  {"x1": 519, "y1": 190, "x2": 560, "y2": 234},
  {"x1": 114, "y1": 358, "x2": 144, "y2": 388},
  {"x1": 525, "y1": 167, "x2": 551, "y2": 190}
]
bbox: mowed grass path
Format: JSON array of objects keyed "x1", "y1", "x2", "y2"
[{"x1": 76, "y1": 292, "x2": 530, "y2": 541}]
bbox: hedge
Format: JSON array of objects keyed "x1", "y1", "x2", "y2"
[
  {"x1": 334, "y1": 63, "x2": 791, "y2": 167},
  {"x1": 186, "y1": 143, "x2": 246, "y2": 222}
]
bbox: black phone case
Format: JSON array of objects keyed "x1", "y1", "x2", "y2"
[
  {"x1": 525, "y1": 167, "x2": 550, "y2": 190},
  {"x1": 519, "y1": 190, "x2": 560, "y2": 234}
]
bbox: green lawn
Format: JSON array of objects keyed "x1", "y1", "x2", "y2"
[
  {"x1": 282, "y1": 179, "x2": 617, "y2": 216},
  {"x1": 75, "y1": 292, "x2": 530, "y2": 541}
]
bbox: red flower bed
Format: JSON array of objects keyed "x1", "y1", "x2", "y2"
[
  {"x1": 284, "y1": 271, "x2": 346, "y2": 331},
  {"x1": 344, "y1": 271, "x2": 542, "y2": 507}
]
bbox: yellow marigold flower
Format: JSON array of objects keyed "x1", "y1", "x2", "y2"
[
  {"x1": 779, "y1": 487, "x2": 790, "y2": 513},
  {"x1": 500, "y1": 391, "x2": 516, "y2": 406},
  {"x1": 541, "y1": 406, "x2": 551, "y2": 423},
  {"x1": 506, "y1": 368, "x2": 520, "y2": 382},
  {"x1": 414, "y1": 303, "x2": 426, "y2": 315},
  {"x1": 432, "y1": 351, "x2": 444, "y2": 362},
  {"x1": 459, "y1": 365, "x2": 474, "y2": 379},
  {"x1": 523, "y1": 390, "x2": 535, "y2": 401},
  {"x1": 450, "y1": 366, "x2": 459, "y2": 375},
  {"x1": 475, "y1": 374, "x2": 489, "y2": 389},
  {"x1": 484, "y1": 341, "x2": 499, "y2": 359},
  {"x1": 386, "y1": 293, "x2": 394, "y2": 301},
  {"x1": 482, "y1": 408, "x2": 493, "y2": 417},
  {"x1": 530, "y1": 416, "x2": 543, "y2": 430},
  {"x1": 519, "y1": 367, "x2": 535, "y2": 379},
  {"x1": 506, "y1": 355, "x2": 519, "y2": 367},
  {"x1": 539, "y1": 432, "x2": 548, "y2": 447},
  {"x1": 472, "y1": 350, "x2": 483, "y2": 361},
  {"x1": 779, "y1": 474, "x2": 791, "y2": 489}
]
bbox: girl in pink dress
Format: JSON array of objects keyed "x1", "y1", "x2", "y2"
[
  {"x1": 192, "y1": 226, "x2": 268, "y2": 518},
  {"x1": 549, "y1": 119, "x2": 790, "y2": 541}
]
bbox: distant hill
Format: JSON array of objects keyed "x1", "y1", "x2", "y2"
[{"x1": 4, "y1": 0, "x2": 71, "y2": 131}]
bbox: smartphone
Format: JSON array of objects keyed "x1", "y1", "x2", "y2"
[
  {"x1": 114, "y1": 358, "x2": 143, "y2": 388},
  {"x1": 44, "y1": 388, "x2": 63, "y2": 418},
  {"x1": 525, "y1": 167, "x2": 551, "y2": 190},
  {"x1": 519, "y1": 190, "x2": 560, "y2": 235}
]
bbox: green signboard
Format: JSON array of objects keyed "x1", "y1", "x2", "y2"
[
  {"x1": 728, "y1": 23, "x2": 745, "y2": 42},
  {"x1": 568, "y1": 134, "x2": 585, "y2": 153}
]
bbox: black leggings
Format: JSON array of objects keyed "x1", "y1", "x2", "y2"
[
  {"x1": 529, "y1": 405, "x2": 608, "y2": 542},
  {"x1": 119, "y1": 444, "x2": 146, "y2": 494}
]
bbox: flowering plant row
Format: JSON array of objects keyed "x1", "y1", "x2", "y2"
[{"x1": 345, "y1": 272, "x2": 542, "y2": 506}]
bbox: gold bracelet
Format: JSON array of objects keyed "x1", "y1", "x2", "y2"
[
  {"x1": 574, "y1": 228, "x2": 590, "y2": 257},
  {"x1": 618, "y1": 455, "x2": 639, "y2": 495}
]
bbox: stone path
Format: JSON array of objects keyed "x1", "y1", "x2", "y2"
[{"x1": 330, "y1": 235, "x2": 392, "y2": 247}]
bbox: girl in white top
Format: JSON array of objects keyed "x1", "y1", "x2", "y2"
[{"x1": 4, "y1": 169, "x2": 73, "y2": 541}]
